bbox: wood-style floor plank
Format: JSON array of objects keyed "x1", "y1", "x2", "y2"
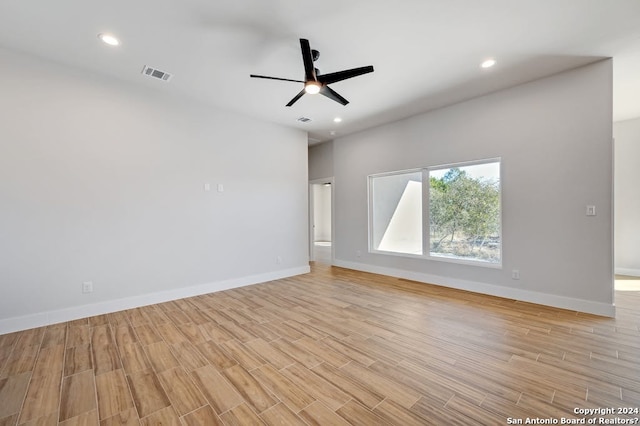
[
  {"x1": 125, "y1": 369, "x2": 170, "y2": 418},
  {"x1": 157, "y1": 367, "x2": 207, "y2": 416},
  {"x1": 299, "y1": 401, "x2": 351, "y2": 426},
  {"x1": 41, "y1": 325, "x2": 67, "y2": 348},
  {"x1": 180, "y1": 405, "x2": 224, "y2": 426},
  {"x1": 250, "y1": 364, "x2": 316, "y2": 413},
  {"x1": 190, "y1": 365, "x2": 243, "y2": 415},
  {"x1": 244, "y1": 338, "x2": 295, "y2": 370},
  {"x1": 195, "y1": 341, "x2": 237, "y2": 371},
  {"x1": 220, "y1": 339, "x2": 265, "y2": 370},
  {"x1": 339, "y1": 360, "x2": 422, "y2": 408},
  {"x1": 59, "y1": 370, "x2": 96, "y2": 422},
  {"x1": 66, "y1": 326, "x2": 90, "y2": 349},
  {"x1": 221, "y1": 364, "x2": 278, "y2": 414},
  {"x1": 19, "y1": 372, "x2": 62, "y2": 424},
  {"x1": 0, "y1": 264, "x2": 638, "y2": 425},
  {"x1": 1, "y1": 343, "x2": 38, "y2": 377},
  {"x1": 132, "y1": 326, "x2": 161, "y2": 347},
  {"x1": 95, "y1": 369, "x2": 134, "y2": 420},
  {"x1": 118, "y1": 343, "x2": 151, "y2": 376},
  {"x1": 142, "y1": 342, "x2": 179, "y2": 373},
  {"x1": 99, "y1": 407, "x2": 139, "y2": 426},
  {"x1": 259, "y1": 403, "x2": 307, "y2": 426},
  {"x1": 92, "y1": 343, "x2": 122, "y2": 376},
  {"x1": 311, "y1": 361, "x2": 385, "y2": 409},
  {"x1": 0, "y1": 372, "x2": 31, "y2": 420},
  {"x1": 59, "y1": 409, "x2": 98, "y2": 426},
  {"x1": 32, "y1": 345, "x2": 64, "y2": 378},
  {"x1": 219, "y1": 403, "x2": 265, "y2": 426},
  {"x1": 335, "y1": 399, "x2": 387, "y2": 426},
  {"x1": 64, "y1": 345, "x2": 93, "y2": 378},
  {"x1": 168, "y1": 341, "x2": 208, "y2": 372},
  {"x1": 280, "y1": 363, "x2": 350, "y2": 411},
  {"x1": 139, "y1": 406, "x2": 180, "y2": 426}
]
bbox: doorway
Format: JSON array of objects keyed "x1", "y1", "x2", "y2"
[
  {"x1": 309, "y1": 178, "x2": 333, "y2": 265},
  {"x1": 613, "y1": 126, "x2": 640, "y2": 297}
]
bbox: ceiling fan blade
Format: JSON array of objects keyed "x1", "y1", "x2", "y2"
[
  {"x1": 250, "y1": 74, "x2": 304, "y2": 83},
  {"x1": 300, "y1": 38, "x2": 317, "y2": 82},
  {"x1": 286, "y1": 89, "x2": 306, "y2": 107},
  {"x1": 317, "y1": 65, "x2": 374, "y2": 85},
  {"x1": 320, "y1": 85, "x2": 349, "y2": 106}
]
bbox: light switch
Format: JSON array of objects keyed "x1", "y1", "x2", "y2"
[
  {"x1": 204, "y1": 183, "x2": 211, "y2": 192},
  {"x1": 586, "y1": 205, "x2": 596, "y2": 216},
  {"x1": 217, "y1": 184, "x2": 224, "y2": 192}
]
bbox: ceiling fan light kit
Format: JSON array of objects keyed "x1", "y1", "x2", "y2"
[
  {"x1": 250, "y1": 38, "x2": 374, "y2": 107},
  {"x1": 304, "y1": 81, "x2": 321, "y2": 94}
]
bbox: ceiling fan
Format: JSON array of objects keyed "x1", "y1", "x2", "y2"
[{"x1": 250, "y1": 38, "x2": 374, "y2": 107}]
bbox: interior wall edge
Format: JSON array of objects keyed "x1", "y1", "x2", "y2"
[
  {"x1": 0, "y1": 265, "x2": 310, "y2": 335},
  {"x1": 333, "y1": 259, "x2": 615, "y2": 318}
]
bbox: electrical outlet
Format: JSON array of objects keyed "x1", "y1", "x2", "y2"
[
  {"x1": 356, "y1": 250, "x2": 362, "y2": 258},
  {"x1": 276, "y1": 256, "x2": 282, "y2": 264},
  {"x1": 82, "y1": 281, "x2": 93, "y2": 293},
  {"x1": 511, "y1": 270, "x2": 520, "y2": 280}
]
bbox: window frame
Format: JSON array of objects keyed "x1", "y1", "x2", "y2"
[
  {"x1": 367, "y1": 168, "x2": 425, "y2": 259},
  {"x1": 367, "y1": 158, "x2": 502, "y2": 269}
]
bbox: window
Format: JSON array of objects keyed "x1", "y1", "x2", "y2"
[
  {"x1": 369, "y1": 159, "x2": 501, "y2": 266},
  {"x1": 429, "y1": 161, "x2": 501, "y2": 264},
  {"x1": 370, "y1": 170, "x2": 423, "y2": 255}
]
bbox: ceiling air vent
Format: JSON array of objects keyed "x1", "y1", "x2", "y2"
[
  {"x1": 297, "y1": 117, "x2": 311, "y2": 123},
  {"x1": 141, "y1": 65, "x2": 173, "y2": 82}
]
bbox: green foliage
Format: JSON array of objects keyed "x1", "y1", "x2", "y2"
[{"x1": 429, "y1": 167, "x2": 500, "y2": 261}]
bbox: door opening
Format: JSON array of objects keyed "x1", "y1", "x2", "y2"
[{"x1": 310, "y1": 179, "x2": 333, "y2": 265}]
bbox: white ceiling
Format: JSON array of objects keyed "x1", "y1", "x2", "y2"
[{"x1": 1, "y1": 0, "x2": 640, "y2": 143}]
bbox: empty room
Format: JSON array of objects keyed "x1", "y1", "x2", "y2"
[{"x1": 1, "y1": 1, "x2": 639, "y2": 425}]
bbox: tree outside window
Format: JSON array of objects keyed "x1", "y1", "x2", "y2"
[{"x1": 429, "y1": 162, "x2": 500, "y2": 263}]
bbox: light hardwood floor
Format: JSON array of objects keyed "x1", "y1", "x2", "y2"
[{"x1": 1, "y1": 264, "x2": 639, "y2": 425}]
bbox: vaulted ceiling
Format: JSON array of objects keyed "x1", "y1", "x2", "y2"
[{"x1": 1, "y1": 0, "x2": 639, "y2": 143}]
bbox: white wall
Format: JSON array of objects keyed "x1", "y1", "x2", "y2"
[
  {"x1": 613, "y1": 117, "x2": 640, "y2": 276},
  {"x1": 332, "y1": 60, "x2": 614, "y2": 316},
  {"x1": 0, "y1": 47, "x2": 309, "y2": 333},
  {"x1": 308, "y1": 141, "x2": 334, "y2": 181}
]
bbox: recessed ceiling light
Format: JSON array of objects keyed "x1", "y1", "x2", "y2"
[
  {"x1": 333, "y1": 117, "x2": 342, "y2": 123},
  {"x1": 98, "y1": 33, "x2": 120, "y2": 46},
  {"x1": 481, "y1": 59, "x2": 496, "y2": 69}
]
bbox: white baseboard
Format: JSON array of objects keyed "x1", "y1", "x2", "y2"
[
  {"x1": 615, "y1": 267, "x2": 640, "y2": 277},
  {"x1": 0, "y1": 266, "x2": 310, "y2": 335},
  {"x1": 333, "y1": 260, "x2": 615, "y2": 318}
]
